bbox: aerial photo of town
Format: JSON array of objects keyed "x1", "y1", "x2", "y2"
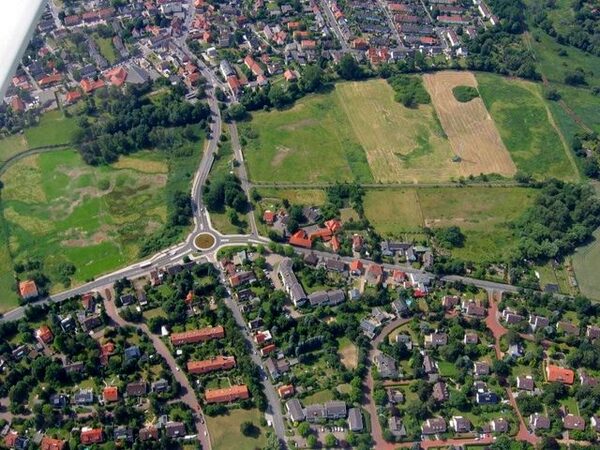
[{"x1": 0, "y1": 0, "x2": 599, "y2": 449}]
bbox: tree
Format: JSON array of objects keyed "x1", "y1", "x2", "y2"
[
  {"x1": 297, "y1": 421, "x2": 311, "y2": 437},
  {"x1": 337, "y1": 54, "x2": 362, "y2": 80},
  {"x1": 301, "y1": 65, "x2": 323, "y2": 92},
  {"x1": 306, "y1": 435, "x2": 318, "y2": 449},
  {"x1": 268, "y1": 84, "x2": 290, "y2": 109},
  {"x1": 434, "y1": 226, "x2": 465, "y2": 248},
  {"x1": 240, "y1": 421, "x2": 258, "y2": 437},
  {"x1": 324, "y1": 433, "x2": 337, "y2": 448}
]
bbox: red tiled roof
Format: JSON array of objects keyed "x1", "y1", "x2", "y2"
[
  {"x1": 65, "y1": 90, "x2": 82, "y2": 104},
  {"x1": 325, "y1": 219, "x2": 342, "y2": 233},
  {"x1": 171, "y1": 326, "x2": 225, "y2": 345},
  {"x1": 80, "y1": 428, "x2": 103, "y2": 444},
  {"x1": 278, "y1": 384, "x2": 294, "y2": 398},
  {"x1": 331, "y1": 236, "x2": 341, "y2": 252},
  {"x1": 263, "y1": 210, "x2": 275, "y2": 224},
  {"x1": 289, "y1": 230, "x2": 312, "y2": 249},
  {"x1": 205, "y1": 384, "x2": 249, "y2": 403},
  {"x1": 103, "y1": 386, "x2": 119, "y2": 402},
  {"x1": 19, "y1": 280, "x2": 38, "y2": 298},
  {"x1": 37, "y1": 325, "x2": 54, "y2": 344},
  {"x1": 350, "y1": 260, "x2": 363, "y2": 272},
  {"x1": 41, "y1": 436, "x2": 66, "y2": 450},
  {"x1": 104, "y1": 67, "x2": 128, "y2": 86},
  {"x1": 187, "y1": 356, "x2": 236, "y2": 374},
  {"x1": 546, "y1": 364, "x2": 574, "y2": 384},
  {"x1": 80, "y1": 78, "x2": 106, "y2": 93},
  {"x1": 11, "y1": 96, "x2": 25, "y2": 113}
]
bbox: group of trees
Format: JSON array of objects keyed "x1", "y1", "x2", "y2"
[
  {"x1": 203, "y1": 174, "x2": 248, "y2": 213},
  {"x1": 387, "y1": 75, "x2": 431, "y2": 108},
  {"x1": 511, "y1": 179, "x2": 600, "y2": 262},
  {"x1": 75, "y1": 83, "x2": 210, "y2": 164}
]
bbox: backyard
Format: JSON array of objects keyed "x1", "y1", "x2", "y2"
[{"x1": 205, "y1": 408, "x2": 268, "y2": 450}]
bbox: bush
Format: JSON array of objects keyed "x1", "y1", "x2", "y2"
[
  {"x1": 452, "y1": 85, "x2": 479, "y2": 102},
  {"x1": 387, "y1": 75, "x2": 430, "y2": 107}
]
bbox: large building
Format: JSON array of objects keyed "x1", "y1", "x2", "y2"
[
  {"x1": 170, "y1": 326, "x2": 225, "y2": 346},
  {"x1": 278, "y1": 258, "x2": 307, "y2": 307},
  {"x1": 187, "y1": 356, "x2": 236, "y2": 374},
  {"x1": 205, "y1": 385, "x2": 249, "y2": 404}
]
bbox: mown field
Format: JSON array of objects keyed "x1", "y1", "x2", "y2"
[
  {"x1": 573, "y1": 228, "x2": 600, "y2": 300},
  {"x1": 364, "y1": 187, "x2": 537, "y2": 262},
  {"x1": 476, "y1": 73, "x2": 579, "y2": 180},
  {"x1": 205, "y1": 408, "x2": 268, "y2": 450},
  {"x1": 0, "y1": 146, "x2": 197, "y2": 300}
]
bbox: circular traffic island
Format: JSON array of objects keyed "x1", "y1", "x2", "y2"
[{"x1": 194, "y1": 233, "x2": 216, "y2": 250}]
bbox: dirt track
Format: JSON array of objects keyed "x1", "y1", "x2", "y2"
[{"x1": 423, "y1": 71, "x2": 517, "y2": 178}]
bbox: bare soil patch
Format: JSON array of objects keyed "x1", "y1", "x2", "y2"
[
  {"x1": 423, "y1": 71, "x2": 517, "y2": 177},
  {"x1": 271, "y1": 146, "x2": 291, "y2": 167}
]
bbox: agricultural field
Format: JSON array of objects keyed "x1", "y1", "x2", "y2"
[
  {"x1": 423, "y1": 71, "x2": 516, "y2": 177},
  {"x1": 205, "y1": 408, "x2": 268, "y2": 450},
  {"x1": 334, "y1": 79, "x2": 456, "y2": 183},
  {"x1": 0, "y1": 148, "x2": 186, "y2": 296},
  {"x1": 572, "y1": 228, "x2": 600, "y2": 300},
  {"x1": 365, "y1": 187, "x2": 537, "y2": 262},
  {"x1": 476, "y1": 73, "x2": 579, "y2": 180}
]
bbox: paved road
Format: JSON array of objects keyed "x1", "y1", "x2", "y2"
[
  {"x1": 223, "y1": 295, "x2": 287, "y2": 447},
  {"x1": 317, "y1": 0, "x2": 350, "y2": 52},
  {"x1": 103, "y1": 289, "x2": 212, "y2": 450}
]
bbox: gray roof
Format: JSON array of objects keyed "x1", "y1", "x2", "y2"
[
  {"x1": 278, "y1": 258, "x2": 307, "y2": 306},
  {"x1": 325, "y1": 400, "x2": 347, "y2": 418},
  {"x1": 348, "y1": 407, "x2": 363, "y2": 431},
  {"x1": 286, "y1": 398, "x2": 305, "y2": 422}
]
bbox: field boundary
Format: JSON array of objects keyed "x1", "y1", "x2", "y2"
[{"x1": 0, "y1": 144, "x2": 71, "y2": 176}]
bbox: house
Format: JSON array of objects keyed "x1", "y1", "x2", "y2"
[
  {"x1": 442, "y1": 295, "x2": 459, "y2": 309},
  {"x1": 205, "y1": 385, "x2": 249, "y2": 403},
  {"x1": 40, "y1": 436, "x2": 66, "y2": 450},
  {"x1": 365, "y1": 264, "x2": 383, "y2": 286},
  {"x1": 74, "y1": 389, "x2": 94, "y2": 405},
  {"x1": 424, "y1": 333, "x2": 447, "y2": 348},
  {"x1": 152, "y1": 379, "x2": 169, "y2": 393},
  {"x1": 473, "y1": 361, "x2": 490, "y2": 377},
  {"x1": 260, "y1": 344, "x2": 277, "y2": 356},
  {"x1": 391, "y1": 299, "x2": 409, "y2": 317},
  {"x1": 579, "y1": 371, "x2": 599, "y2": 387},
  {"x1": 476, "y1": 391, "x2": 499, "y2": 404},
  {"x1": 352, "y1": 234, "x2": 363, "y2": 252},
  {"x1": 170, "y1": 326, "x2": 225, "y2": 346},
  {"x1": 450, "y1": 416, "x2": 471, "y2": 433},
  {"x1": 502, "y1": 309, "x2": 525, "y2": 325},
  {"x1": 529, "y1": 413, "x2": 550, "y2": 432},
  {"x1": 529, "y1": 315, "x2": 549, "y2": 332},
  {"x1": 423, "y1": 355, "x2": 437, "y2": 375},
  {"x1": 387, "y1": 388, "x2": 404, "y2": 404},
  {"x1": 229, "y1": 270, "x2": 256, "y2": 287},
  {"x1": 308, "y1": 289, "x2": 345, "y2": 307},
  {"x1": 590, "y1": 415, "x2": 600, "y2": 433},
  {"x1": 278, "y1": 258, "x2": 307, "y2": 307},
  {"x1": 103, "y1": 386, "x2": 119, "y2": 402},
  {"x1": 265, "y1": 357, "x2": 290, "y2": 380},
  {"x1": 289, "y1": 230, "x2": 312, "y2": 248},
  {"x1": 433, "y1": 381, "x2": 448, "y2": 402},
  {"x1": 80, "y1": 78, "x2": 106, "y2": 93},
  {"x1": 395, "y1": 334, "x2": 413, "y2": 350},
  {"x1": 305, "y1": 404, "x2": 326, "y2": 422},
  {"x1": 124, "y1": 345, "x2": 141, "y2": 362},
  {"x1": 325, "y1": 400, "x2": 347, "y2": 419},
  {"x1": 80, "y1": 428, "x2": 104, "y2": 445},
  {"x1": 165, "y1": 422, "x2": 186, "y2": 439},
  {"x1": 104, "y1": 67, "x2": 128, "y2": 86},
  {"x1": 286, "y1": 398, "x2": 305, "y2": 422},
  {"x1": 586, "y1": 325, "x2": 600, "y2": 340},
  {"x1": 517, "y1": 376, "x2": 535, "y2": 391},
  {"x1": 389, "y1": 417, "x2": 407, "y2": 437},
  {"x1": 463, "y1": 332, "x2": 478, "y2": 345},
  {"x1": 263, "y1": 210, "x2": 275, "y2": 225},
  {"x1": 373, "y1": 353, "x2": 398, "y2": 379},
  {"x1": 349, "y1": 260, "x2": 363, "y2": 276},
  {"x1": 36, "y1": 325, "x2": 54, "y2": 345},
  {"x1": 360, "y1": 319, "x2": 379, "y2": 338},
  {"x1": 254, "y1": 330, "x2": 272, "y2": 345},
  {"x1": 546, "y1": 364, "x2": 574, "y2": 384},
  {"x1": 563, "y1": 414, "x2": 585, "y2": 431},
  {"x1": 50, "y1": 394, "x2": 68, "y2": 409},
  {"x1": 464, "y1": 302, "x2": 486, "y2": 318},
  {"x1": 348, "y1": 408, "x2": 363, "y2": 431},
  {"x1": 278, "y1": 384, "x2": 294, "y2": 398},
  {"x1": 139, "y1": 427, "x2": 159, "y2": 441},
  {"x1": 187, "y1": 356, "x2": 236, "y2": 374},
  {"x1": 19, "y1": 280, "x2": 38, "y2": 299},
  {"x1": 322, "y1": 258, "x2": 346, "y2": 273},
  {"x1": 490, "y1": 418, "x2": 509, "y2": 433},
  {"x1": 126, "y1": 382, "x2": 147, "y2": 397},
  {"x1": 422, "y1": 417, "x2": 446, "y2": 435}
]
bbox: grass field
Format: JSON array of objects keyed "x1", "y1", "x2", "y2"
[
  {"x1": 573, "y1": 228, "x2": 600, "y2": 300},
  {"x1": 423, "y1": 71, "x2": 516, "y2": 177},
  {"x1": 95, "y1": 36, "x2": 118, "y2": 65},
  {"x1": 476, "y1": 73, "x2": 578, "y2": 180},
  {"x1": 24, "y1": 110, "x2": 77, "y2": 148},
  {"x1": 205, "y1": 408, "x2": 267, "y2": 450},
  {"x1": 0, "y1": 134, "x2": 28, "y2": 164},
  {"x1": 364, "y1": 187, "x2": 537, "y2": 262},
  {"x1": 0, "y1": 147, "x2": 192, "y2": 295}
]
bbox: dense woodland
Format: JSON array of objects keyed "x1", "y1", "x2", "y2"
[{"x1": 74, "y1": 83, "x2": 211, "y2": 165}]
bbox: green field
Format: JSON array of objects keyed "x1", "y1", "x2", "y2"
[
  {"x1": 205, "y1": 408, "x2": 268, "y2": 450},
  {"x1": 24, "y1": 110, "x2": 77, "y2": 148},
  {"x1": 0, "y1": 147, "x2": 194, "y2": 297},
  {"x1": 365, "y1": 187, "x2": 537, "y2": 263},
  {"x1": 95, "y1": 36, "x2": 118, "y2": 65},
  {"x1": 573, "y1": 228, "x2": 600, "y2": 301},
  {"x1": 476, "y1": 73, "x2": 578, "y2": 180}
]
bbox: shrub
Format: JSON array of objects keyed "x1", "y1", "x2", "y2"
[{"x1": 452, "y1": 85, "x2": 480, "y2": 102}]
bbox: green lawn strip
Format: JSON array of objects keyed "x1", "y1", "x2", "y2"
[
  {"x1": 95, "y1": 36, "x2": 118, "y2": 65},
  {"x1": 24, "y1": 110, "x2": 77, "y2": 148},
  {"x1": 572, "y1": 228, "x2": 600, "y2": 301}
]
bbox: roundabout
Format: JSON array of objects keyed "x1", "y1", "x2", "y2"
[{"x1": 193, "y1": 233, "x2": 216, "y2": 250}]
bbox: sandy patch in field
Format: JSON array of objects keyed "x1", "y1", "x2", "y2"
[
  {"x1": 423, "y1": 71, "x2": 516, "y2": 177},
  {"x1": 279, "y1": 118, "x2": 319, "y2": 131},
  {"x1": 112, "y1": 156, "x2": 168, "y2": 174},
  {"x1": 272, "y1": 146, "x2": 291, "y2": 167},
  {"x1": 339, "y1": 342, "x2": 358, "y2": 369}
]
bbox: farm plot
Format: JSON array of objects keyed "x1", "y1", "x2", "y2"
[
  {"x1": 334, "y1": 80, "x2": 457, "y2": 183},
  {"x1": 423, "y1": 71, "x2": 517, "y2": 178}
]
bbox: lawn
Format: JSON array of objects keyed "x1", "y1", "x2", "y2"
[
  {"x1": 365, "y1": 186, "x2": 537, "y2": 262},
  {"x1": 241, "y1": 86, "x2": 373, "y2": 184},
  {"x1": 95, "y1": 36, "x2": 118, "y2": 65},
  {"x1": 24, "y1": 110, "x2": 77, "y2": 148},
  {"x1": 0, "y1": 145, "x2": 197, "y2": 295},
  {"x1": 256, "y1": 189, "x2": 327, "y2": 206},
  {"x1": 205, "y1": 408, "x2": 268, "y2": 450},
  {"x1": 476, "y1": 73, "x2": 578, "y2": 180},
  {"x1": 0, "y1": 134, "x2": 28, "y2": 164},
  {"x1": 437, "y1": 361, "x2": 459, "y2": 378},
  {"x1": 302, "y1": 389, "x2": 334, "y2": 405},
  {"x1": 573, "y1": 228, "x2": 600, "y2": 300}
]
